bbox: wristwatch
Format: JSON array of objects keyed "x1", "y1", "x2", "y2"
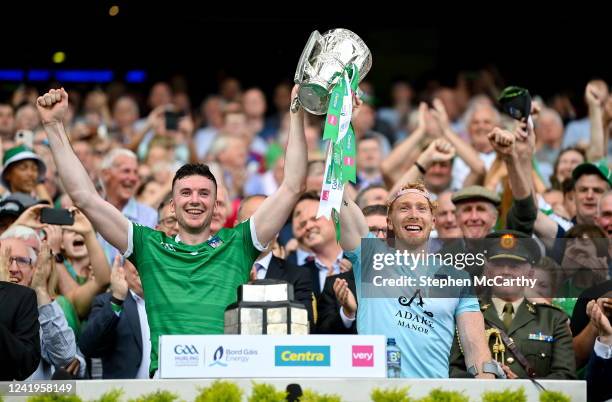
[{"x1": 467, "y1": 360, "x2": 507, "y2": 379}]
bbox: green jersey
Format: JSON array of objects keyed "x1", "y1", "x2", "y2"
[{"x1": 125, "y1": 219, "x2": 262, "y2": 373}]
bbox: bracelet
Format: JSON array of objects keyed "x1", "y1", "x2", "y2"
[{"x1": 414, "y1": 162, "x2": 426, "y2": 174}]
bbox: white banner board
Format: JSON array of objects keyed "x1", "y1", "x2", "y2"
[{"x1": 159, "y1": 335, "x2": 386, "y2": 378}]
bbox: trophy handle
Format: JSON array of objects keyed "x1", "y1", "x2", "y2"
[{"x1": 294, "y1": 30, "x2": 322, "y2": 84}]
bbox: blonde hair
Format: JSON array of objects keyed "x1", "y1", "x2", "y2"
[{"x1": 388, "y1": 181, "x2": 438, "y2": 214}]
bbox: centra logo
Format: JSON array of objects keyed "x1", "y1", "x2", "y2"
[{"x1": 275, "y1": 346, "x2": 330, "y2": 367}]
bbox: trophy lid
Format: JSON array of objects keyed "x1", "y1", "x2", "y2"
[{"x1": 236, "y1": 279, "x2": 295, "y2": 303}]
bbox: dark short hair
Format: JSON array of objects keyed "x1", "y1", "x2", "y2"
[
  {"x1": 561, "y1": 178, "x2": 575, "y2": 195},
  {"x1": 296, "y1": 190, "x2": 320, "y2": 204},
  {"x1": 565, "y1": 224, "x2": 608, "y2": 258},
  {"x1": 362, "y1": 204, "x2": 388, "y2": 217},
  {"x1": 292, "y1": 190, "x2": 320, "y2": 216},
  {"x1": 172, "y1": 164, "x2": 218, "y2": 192},
  {"x1": 359, "y1": 133, "x2": 381, "y2": 144}
]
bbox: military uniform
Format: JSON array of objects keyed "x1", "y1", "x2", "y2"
[
  {"x1": 449, "y1": 298, "x2": 576, "y2": 379},
  {"x1": 449, "y1": 230, "x2": 576, "y2": 379}
]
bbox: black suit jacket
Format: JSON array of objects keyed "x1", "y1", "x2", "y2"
[
  {"x1": 0, "y1": 281, "x2": 40, "y2": 380},
  {"x1": 286, "y1": 251, "x2": 298, "y2": 266},
  {"x1": 587, "y1": 350, "x2": 612, "y2": 402},
  {"x1": 265, "y1": 256, "x2": 316, "y2": 330},
  {"x1": 316, "y1": 271, "x2": 357, "y2": 334},
  {"x1": 79, "y1": 292, "x2": 143, "y2": 379},
  {"x1": 286, "y1": 252, "x2": 322, "y2": 298}
]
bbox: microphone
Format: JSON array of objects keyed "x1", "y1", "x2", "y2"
[{"x1": 286, "y1": 383, "x2": 303, "y2": 402}]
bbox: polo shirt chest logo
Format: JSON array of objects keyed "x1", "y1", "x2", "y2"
[{"x1": 394, "y1": 289, "x2": 435, "y2": 335}]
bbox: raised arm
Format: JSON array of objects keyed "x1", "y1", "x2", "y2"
[
  {"x1": 380, "y1": 102, "x2": 428, "y2": 187},
  {"x1": 432, "y1": 98, "x2": 486, "y2": 178},
  {"x1": 36, "y1": 89, "x2": 130, "y2": 253},
  {"x1": 252, "y1": 86, "x2": 307, "y2": 246},
  {"x1": 64, "y1": 209, "x2": 111, "y2": 318},
  {"x1": 388, "y1": 138, "x2": 455, "y2": 196},
  {"x1": 487, "y1": 127, "x2": 531, "y2": 200},
  {"x1": 585, "y1": 83, "x2": 606, "y2": 161},
  {"x1": 339, "y1": 190, "x2": 369, "y2": 251}
]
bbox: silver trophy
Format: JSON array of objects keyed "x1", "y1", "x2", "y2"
[
  {"x1": 294, "y1": 28, "x2": 372, "y2": 115},
  {"x1": 224, "y1": 280, "x2": 309, "y2": 335}
]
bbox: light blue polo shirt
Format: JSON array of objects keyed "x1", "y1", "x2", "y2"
[{"x1": 345, "y1": 234, "x2": 479, "y2": 378}]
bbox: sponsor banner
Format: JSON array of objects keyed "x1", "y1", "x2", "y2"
[{"x1": 159, "y1": 335, "x2": 385, "y2": 378}]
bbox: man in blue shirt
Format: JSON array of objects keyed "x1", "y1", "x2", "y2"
[{"x1": 337, "y1": 181, "x2": 500, "y2": 378}]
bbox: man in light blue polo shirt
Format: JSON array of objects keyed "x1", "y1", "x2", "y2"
[{"x1": 337, "y1": 181, "x2": 501, "y2": 378}]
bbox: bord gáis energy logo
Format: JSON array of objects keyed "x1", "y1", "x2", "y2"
[
  {"x1": 275, "y1": 346, "x2": 330, "y2": 367},
  {"x1": 208, "y1": 346, "x2": 228, "y2": 367}
]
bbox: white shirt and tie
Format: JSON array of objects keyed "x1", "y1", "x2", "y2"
[{"x1": 253, "y1": 252, "x2": 273, "y2": 280}]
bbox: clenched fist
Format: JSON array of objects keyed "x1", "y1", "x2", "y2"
[
  {"x1": 416, "y1": 138, "x2": 456, "y2": 170},
  {"x1": 487, "y1": 127, "x2": 515, "y2": 157},
  {"x1": 36, "y1": 88, "x2": 69, "y2": 125},
  {"x1": 585, "y1": 83, "x2": 606, "y2": 109}
]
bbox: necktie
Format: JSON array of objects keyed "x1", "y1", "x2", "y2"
[{"x1": 503, "y1": 302, "x2": 514, "y2": 331}]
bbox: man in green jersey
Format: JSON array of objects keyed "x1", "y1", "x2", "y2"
[{"x1": 36, "y1": 87, "x2": 307, "y2": 375}]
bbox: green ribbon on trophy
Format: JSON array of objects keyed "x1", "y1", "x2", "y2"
[{"x1": 317, "y1": 64, "x2": 359, "y2": 241}]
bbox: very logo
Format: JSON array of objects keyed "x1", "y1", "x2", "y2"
[{"x1": 352, "y1": 345, "x2": 374, "y2": 367}]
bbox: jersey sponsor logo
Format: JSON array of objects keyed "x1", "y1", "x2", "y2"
[
  {"x1": 398, "y1": 289, "x2": 434, "y2": 317},
  {"x1": 395, "y1": 289, "x2": 435, "y2": 335},
  {"x1": 160, "y1": 241, "x2": 176, "y2": 252}
]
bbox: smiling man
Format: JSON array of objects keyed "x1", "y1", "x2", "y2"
[
  {"x1": 535, "y1": 161, "x2": 612, "y2": 240},
  {"x1": 36, "y1": 87, "x2": 307, "y2": 376},
  {"x1": 338, "y1": 181, "x2": 497, "y2": 378},
  {"x1": 98, "y1": 148, "x2": 158, "y2": 264},
  {"x1": 291, "y1": 191, "x2": 344, "y2": 295},
  {"x1": 451, "y1": 186, "x2": 500, "y2": 239},
  {"x1": 434, "y1": 191, "x2": 462, "y2": 238},
  {"x1": 596, "y1": 191, "x2": 612, "y2": 237}
]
